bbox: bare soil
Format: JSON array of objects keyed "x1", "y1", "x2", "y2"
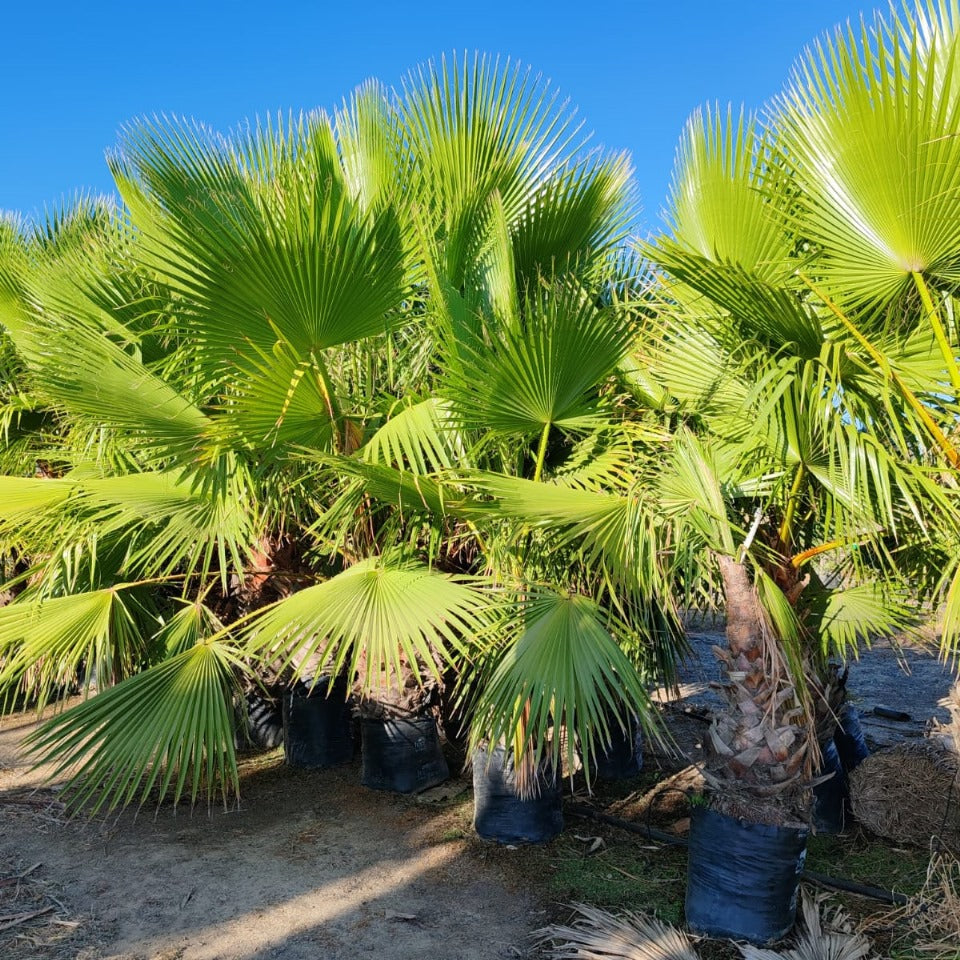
[{"x1": 0, "y1": 716, "x2": 541, "y2": 960}]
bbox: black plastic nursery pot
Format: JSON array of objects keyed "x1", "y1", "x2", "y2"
[
  {"x1": 282, "y1": 676, "x2": 354, "y2": 769},
  {"x1": 360, "y1": 716, "x2": 449, "y2": 793},
  {"x1": 472, "y1": 745, "x2": 564, "y2": 844},
  {"x1": 812, "y1": 739, "x2": 847, "y2": 834},
  {"x1": 833, "y1": 702, "x2": 870, "y2": 773},
  {"x1": 236, "y1": 690, "x2": 285, "y2": 751},
  {"x1": 592, "y1": 716, "x2": 643, "y2": 780},
  {"x1": 685, "y1": 805, "x2": 808, "y2": 944}
]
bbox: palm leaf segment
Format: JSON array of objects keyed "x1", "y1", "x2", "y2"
[{"x1": 777, "y1": 1, "x2": 960, "y2": 311}]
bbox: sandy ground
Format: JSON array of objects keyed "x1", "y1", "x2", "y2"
[{"x1": 0, "y1": 717, "x2": 540, "y2": 960}]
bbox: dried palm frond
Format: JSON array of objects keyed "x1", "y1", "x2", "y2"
[
  {"x1": 738, "y1": 890, "x2": 875, "y2": 960},
  {"x1": 535, "y1": 903, "x2": 699, "y2": 960},
  {"x1": 894, "y1": 853, "x2": 960, "y2": 958}
]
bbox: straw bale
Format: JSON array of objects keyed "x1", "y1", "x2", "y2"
[{"x1": 849, "y1": 740, "x2": 960, "y2": 848}]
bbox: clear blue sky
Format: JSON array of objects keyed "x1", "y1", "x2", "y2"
[{"x1": 3, "y1": 0, "x2": 877, "y2": 232}]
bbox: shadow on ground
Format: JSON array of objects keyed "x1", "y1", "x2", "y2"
[{"x1": 0, "y1": 725, "x2": 543, "y2": 960}]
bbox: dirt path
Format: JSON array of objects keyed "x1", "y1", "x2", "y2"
[{"x1": 0, "y1": 715, "x2": 539, "y2": 960}]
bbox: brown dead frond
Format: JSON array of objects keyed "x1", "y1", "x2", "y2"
[
  {"x1": 738, "y1": 889, "x2": 875, "y2": 960},
  {"x1": 535, "y1": 902, "x2": 699, "y2": 960}
]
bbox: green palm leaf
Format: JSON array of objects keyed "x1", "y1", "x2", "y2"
[
  {"x1": 665, "y1": 104, "x2": 793, "y2": 278},
  {"x1": 0, "y1": 469, "x2": 254, "y2": 581},
  {"x1": 0, "y1": 588, "x2": 143, "y2": 710},
  {"x1": 398, "y1": 53, "x2": 586, "y2": 285},
  {"x1": 468, "y1": 589, "x2": 659, "y2": 781},
  {"x1": 777, "y1": 2, "x2": 960, "y2": 308},
  {"x1": 334, "y1": 80, "x2": 405, "y2": 214},
  {"x1": 509, "y1": 150, "x2": 637, "y2": 287},
  {"x1": 26, "y1": 639, "x2": 244, "y2": 813},
  {"x1": 241, "y1": 557, "x2": 491, "y2": 694},
  {"x1": 443, "y1": 281, "x2": 636, "y2": 437},
  {"x1": 112, "y1": 114, "x2": 408, "y2": 359},
  {"x1": 805, "y1": 581, "x2": 918, "y2": 661},
  {"x1": 360, "y1": 397, "x2": 464, "y2": 474},
  {"x1": 5, "y1": 315, "x2": 212, "y2": 462}
]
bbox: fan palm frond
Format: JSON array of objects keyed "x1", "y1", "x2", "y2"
[
  {"x1": 26, "y1": 638, "x2": 245, "y2": 814},
  {"x1": 536, "y1": 902, "x2": 699, "y2": 960},
  {"x1": 777, "y1": 2, "x2": 960, "y2": 313},
  {"x1": 241, "y1": 557, "x2": 492, "y2": 694},
  {"x1": 468, "y1": 588, "x2": 660, "y2": 780}
]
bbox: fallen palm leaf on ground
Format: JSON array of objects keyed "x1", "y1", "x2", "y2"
[
  {"x1": 738, "y1": 891, "x2": 874, "y2": 960},
  {"x1": 534, "y1": 891, "x2": 874, "y2": 960},
  {"x1": 535, "y1": 902, "x2": 699, "y2": 959}
]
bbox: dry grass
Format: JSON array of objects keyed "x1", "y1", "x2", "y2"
[
  {"x1": 849, "y1": 742, "x2": 960, "y2": 849},
  {"x1": 0, "y1": 855, "x2": 91, "y2": 959},
  {"x1": 890, "y1": 853, "x2": 960, "y2": 958}
]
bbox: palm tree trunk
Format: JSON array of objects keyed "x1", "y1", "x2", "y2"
[{"x1": 708, "y1": 556, "x2": 812, "y2": 820}]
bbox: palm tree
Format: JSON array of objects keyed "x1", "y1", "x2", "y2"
[
  {"x1": 771, "y1": 0, "x2": 960, "y2": 641},
  {"x1": 0, "y1": 56, "x2": 684, "y2": 812}
]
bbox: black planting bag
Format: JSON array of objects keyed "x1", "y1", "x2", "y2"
[
  {"x1": 833, "y1": 703, "x2": 869, "y2": 773},
  {"x1": 472, "y1": 745, "x2": 563, "y2": 844},
  {"x1": 592, "y1": 717, "x2": 643, "y2": 780},
  {"x1": 360, "y1": 716, "x2": 449, "y2": 793},
  {"x1": 813, "y1": 739, "x2": 847, "y2": 834},
  {"x1": 237, "y1": 691, "x2": 284, "y2": 751},
  {"x1": 685, "y1": 805, "x2": 808, "y2": 943},
  {"x1": 283, "y1": 676, "x2": 354, "y2": 769}
]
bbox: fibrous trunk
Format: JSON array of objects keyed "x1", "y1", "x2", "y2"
[{"x1": 707, "y1": 556, "x2": 813, "y2": 822}]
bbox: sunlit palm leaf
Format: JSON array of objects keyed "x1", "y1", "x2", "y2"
[
  {"x1": 360, "y1": 397, "x2": 464, "y2": 474},
  {"x1": 665, "y1": 104, "x2": 793, "y2": 279},
  {"x1": 0, "y1": 588, "x2": 143, "y2": 710},
  {"x1": 805, "y1": 581, "x2": 918, "y2": 661},
  {"x1": 657, "y1": 432, "x2": 740, "y2": 555},
  {"x1": 777, "y1": 3, "x2": 960, "y2": 309},
  {"x1": 0, "y1": 469, "x2": 254, "y2": 581},
  {"x1": 537, "y1": 902, "x2": 699, "y2": 960},
  {"x1": 335, "y1": 80, "x2": 405, "y2": 214},
  {"x1": 444, "y1": 281, "x2": 636, "y2": 436},
  {"x1": 398, "y1": 52, "x2": 587, "y2": 285},
  {"x1": 4, "y1": 315, "x2": 212, "y2": 462},
  {"x1": 242, "y1": 557, "x2": 491, "y2": 694},
  {"x1": 26, "y1": 639, "x2": 244, "y2": 813},
  {"x1": 112, "y1": 114, "x2": 408, "y2": 359},
  {"x1": 155, "y1": 599, "x2": 226, "y2": 657}
]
